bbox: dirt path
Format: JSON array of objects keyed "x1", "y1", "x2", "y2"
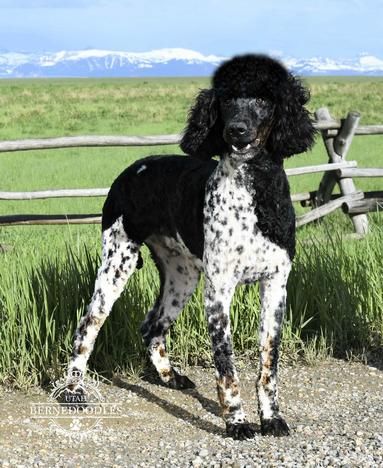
[{"x1": 1, "y1": 359, "x2": 382, "y2": 467}]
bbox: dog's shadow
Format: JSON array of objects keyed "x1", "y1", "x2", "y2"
[{"x1": 113, "y1": 374, "x2": 260, "y2": 437}]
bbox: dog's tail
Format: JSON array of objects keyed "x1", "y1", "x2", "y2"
[
  {"x1": 101, "y1": 185, "x2": 144, "y2": 269},
  {"x1": 101, "y1": 184, "x2": 121, "y2": 231}
]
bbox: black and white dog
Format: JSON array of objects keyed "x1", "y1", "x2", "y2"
[{"x1": 66, "y1": 54, "x2": 315, "y2": 439}]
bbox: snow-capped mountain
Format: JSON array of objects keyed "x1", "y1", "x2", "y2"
[
  {"x1": 284, "y1": 54, "x2": 383, "y2": 76},
  {"x1": 0, "y1": 48, "x2": 382, "y2": 78},
  {"x1": 0, "y1": 48, "x2": 225, "y2": 78}
]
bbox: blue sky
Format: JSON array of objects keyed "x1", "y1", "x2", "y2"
[{"x1": 0, "y1": 0, "x2": 382, "y2": 58}]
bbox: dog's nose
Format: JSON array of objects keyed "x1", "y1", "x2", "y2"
[{"x1": 227, "y1": 122, "x2": 248, "y2": 137}]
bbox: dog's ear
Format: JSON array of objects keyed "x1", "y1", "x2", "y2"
[
  {"x1": 180, "y1": 88, "x2": 225, "y2": 160},
  {"x1": 268, "y1": 76, "x2": 316, "y2": 158}
]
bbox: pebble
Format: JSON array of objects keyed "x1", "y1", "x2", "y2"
[
  {"x1": 192, "y1": 456, "x2": 203, "y2": 467},
  {"x1": 0, "y1": 359, "x2": 382, "y2": 467}
]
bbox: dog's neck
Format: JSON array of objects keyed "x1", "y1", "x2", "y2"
[{"x1": 220, "y1": 149, "x2": 282, "y2": 176}]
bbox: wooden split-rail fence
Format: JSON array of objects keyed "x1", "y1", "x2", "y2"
[{"x1": 0, "y1": 107, "x2": 382, "y2": 236}]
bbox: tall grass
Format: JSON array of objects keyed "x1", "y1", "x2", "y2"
[{"x1": 1, "y1": 226, "x2": 382, "y2": 389}]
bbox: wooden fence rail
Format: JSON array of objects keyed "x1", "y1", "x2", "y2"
[
  {"x1": 0, "y1": 188, "x2": 109, "y2": 200},
  {"x1": 0, "y1": 214, "x2": 101, "y2": 226},
  {"x1": 0, "y1": 109, "x2": 382, "y2": 233},
  {"x1": 0, "y1": 135, "x2": 181, "y2": 153},
  {"x1": 0, "y1": 122, "x2": 382, "y2": 154},
  {"x1": 343, "y1": 199, "x2": 383, "y2": 215},
  {"x1": 336, "y1": 168, "x2": 383, "y2": 178},
  {"x1": 0, "y1": 161, "x2": 357, "y2": 202}
]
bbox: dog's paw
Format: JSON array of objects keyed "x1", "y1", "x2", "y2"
[
  {"x1": 226, "y1": 422, "x2": 255, "y2": 440},
  {"x1": 261, "y1": 416, "x2": 290, "y2": 437},
  {"x1": 167, "y1": 371, "x2": 196, "y2": 390}
]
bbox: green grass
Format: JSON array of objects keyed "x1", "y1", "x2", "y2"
[
  {"x1": 1, "y1": 229, "x2": 382, "y2": 388},
  {"x1": 0, "y1": 77, "x2": 382, "y2": 388}
]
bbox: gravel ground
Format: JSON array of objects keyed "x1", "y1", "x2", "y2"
[{"x1": 0, "y1": 358, "x2": 382, "y2": 467}]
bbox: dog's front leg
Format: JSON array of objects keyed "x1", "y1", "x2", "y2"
[
  {"x1": 205, "y1": 276, "x2": 254, "y2": 440},
  {"x1": 257, "y1": 267, "x2": 291, "y2": 436}
]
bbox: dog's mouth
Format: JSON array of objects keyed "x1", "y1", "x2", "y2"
[
  {"x1": 227, "y1": 118, "x2": 275, "y2": 156},
  {"x1": 230, "y1": 138, "x2": 261, "y2": 154}
]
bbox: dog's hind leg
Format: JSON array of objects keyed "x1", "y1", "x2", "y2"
[
  {"x1": 66, "y1": 216, "x2": 140, "y2": 390},
  {"x1": 141, "y1": 241, "x2": 200, "y2": 389},
  {"x1": 257, "y1": 266, "x2": 291, "y2": 437}
]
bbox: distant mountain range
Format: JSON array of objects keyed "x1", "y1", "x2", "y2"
[{"x1": 0, "y1": 48, "x2": 382, "y2": 78}]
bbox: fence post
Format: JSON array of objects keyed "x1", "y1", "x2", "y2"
[{"x1": 314, "y1": 107, "x2": 368, "y2": 235}]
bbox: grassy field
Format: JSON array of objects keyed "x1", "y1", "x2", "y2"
[{"x1": 0, "y1": 77, "x2": 382, "y2": 388}]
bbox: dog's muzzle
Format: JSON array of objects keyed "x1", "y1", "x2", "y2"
[{"x1": 229, "y1": 119, "x2": 274, "y2": 155}]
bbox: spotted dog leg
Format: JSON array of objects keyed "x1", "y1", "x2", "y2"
[
  {"x1": 257, "y1": 268, "x2": 291, "y2": 437},
  {"x1": 66, "y1": 216, "x2": 140, "y2": 392},
  {"x1": 141, "y1": 243, "x2": 200, "y2": 389},
  {"x1": 204, "y1": 276, "x2": 254, "y2": 440}
]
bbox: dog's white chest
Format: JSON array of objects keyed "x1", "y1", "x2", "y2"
[{"x1": 203, "y1": 161, "x2": 289, "y2": 283}]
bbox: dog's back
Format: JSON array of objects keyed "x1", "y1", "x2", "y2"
[{"x1": 102, "y1": 155, "x2": 217, "y2": 259}]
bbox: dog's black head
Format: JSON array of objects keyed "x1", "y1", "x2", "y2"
[{"x1": 180, "y1": 54, "x2": 316, "y2": 162}]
